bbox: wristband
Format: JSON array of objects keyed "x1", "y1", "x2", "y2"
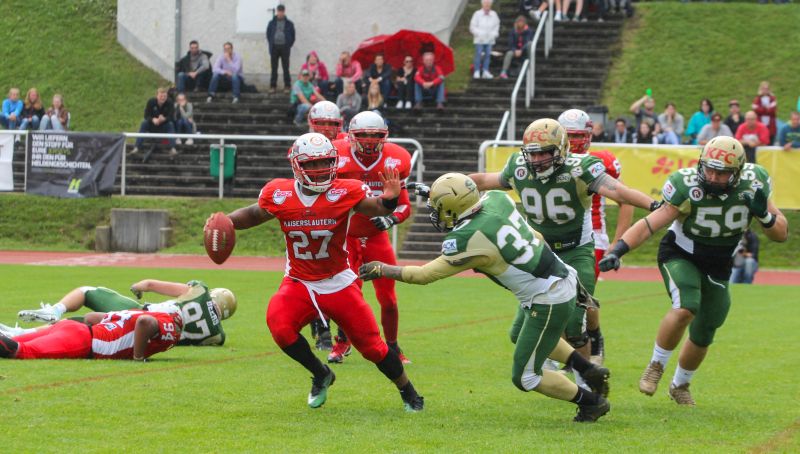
[
  {"x1": 381, "y1": 196, "x2": 399, "y2": 210},
  {"x1": 608, "y1": 239, "x2": 630, "y2": 258},
  {"x1": 758, "y1": 212, "x2": 776, "y2": 228}
]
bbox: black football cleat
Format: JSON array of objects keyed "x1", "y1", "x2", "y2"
[
  {"x1": 0, "y1": 333, "x2": 19, "y2": 358},
  {"x1": 401, "y1": 392, "x2": 424, "y2": 413},
  {"x1": 574, "y1": 396, "x2": 610, "y2": 423},
  {"x1": 582, "y1": 365, "x2": 611, "y2": 398}
]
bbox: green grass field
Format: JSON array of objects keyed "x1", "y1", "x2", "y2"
[{"x1": 1, "y1": 264, "x2": 797, "y2": 452}]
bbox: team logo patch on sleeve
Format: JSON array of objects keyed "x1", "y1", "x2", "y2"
[
  {"x1": 662, "y1": 181, "x2": 676, "y2": 201},
  {"x1": 589, "y1": 162, "x2": 605, "y2": 178},
  {"x1": 337, "y1": 156, "x2": 350, "y2": 168},
  {"x1": 571, "y1": 166, "x2": 583, "y2": 178},
  {"x1": 441, "y1": 239, "x2": 458, "y2": 255},
  {"x1": 326, "y1": 188, "x2": 348, "y2": 202},
  {"x1": 385, "y1": 157, "x2": 401, "y2": 169},
  {"x1": 689, "y1": 186, "x2": 704, "y2": 201},
  {"x1": 272, "y1": 189, "x2": 292, "y2": 205},
  {"x1": 515, "y1": 167, "x2": 528, "y2": 180}
]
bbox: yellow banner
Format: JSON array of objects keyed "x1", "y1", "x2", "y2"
[{"x1": 484, "y1": 144, "x2": 800, "y2": 209}]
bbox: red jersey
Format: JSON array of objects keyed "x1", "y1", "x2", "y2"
[
  {"x1": 589, "y1": 150, "x2": 622, "y2": 248},
  {"x1": 334, "y1": 138, "x2": 412, "y2": 238},
  {"x1": 91, "y1": 310, "x2": 182, "y2": 360},
  {"x1": 259, "y1": 177, "x2": 370, "y2": 281}
]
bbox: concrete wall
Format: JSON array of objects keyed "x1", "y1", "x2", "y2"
[{"x1": 118, "y1": 0, "x2": 468, "y2": 87}]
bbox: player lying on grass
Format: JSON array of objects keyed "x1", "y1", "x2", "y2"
[
  {"x1": 0, "y1": 309, "x2": 182, "y2": 361},
  {"x1": 359, "y1": 173, "x2": 611, "y2": 422},
  {"x1": 10, "y1": 280, "x2": 235, "y2": 346},
  {"x1": 598, "y1": 136, "x2": 788, "y2": 406}
]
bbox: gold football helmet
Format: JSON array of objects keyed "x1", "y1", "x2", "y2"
[
  {"x1": 210, "y1": 288, "x2": 237, "y2": 320},
  {"x1": 428, "y1": 173, "x2": 481, "y2": 232},
  {"x1": 521, "y1": 118, "x2": 569, "y2": 180},
  {"x1": 697, "y1": 136, "x2": 746, "y2": 194}
]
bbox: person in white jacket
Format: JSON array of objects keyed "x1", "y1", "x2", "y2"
[{"x1": 470, "y1": 0, "x2": 500, "y2": 80}]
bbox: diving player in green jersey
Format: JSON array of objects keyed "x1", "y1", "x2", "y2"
[
  {"x1": 598, "y1": 136, "x2": 788, "y2": 405},
  {"x1": 468, "y1": 118, "x2": 660, "y2": 374},
  {"x1": 11, "y1": 279, "x2": 236, "y2": 346},
  {"x1": 359, "y1": 173, "x2": 612, "y2": 422}
]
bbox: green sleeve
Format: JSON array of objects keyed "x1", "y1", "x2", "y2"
[
  {"x1": 577, "y1": 154, "x2": 607, "y2": 186},
  {"x1": 500, "y1": 152, "x2": 522, "y2": 186},
  {"x1": 661, "y1": 171, "x2": 689, "y2": 208},
  {"x1": 441, "y1": 231, "x2": 468, "y2": 257},
  {"x1": 751, "y1": 164, "x2": 773, "y2": 199}
]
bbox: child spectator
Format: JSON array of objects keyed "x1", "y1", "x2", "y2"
[
  {"x1": 725, "y1": 99, "x2": 744, "y2": 136},
  {"x1": 291, "y1": 69, "x2": 324, "y2": 127},
  {"x1": 735, "y1": 111, "x2": 769, "y2": 163},
  {"x1": 470, "y1": 0, "x2": 500, "y2": 79},
  {"x1": 500, "y1": 16, "x2": 533, "y2": 79},
  {"x1": 612, "y1": 118, "x2": 632, "y2": 143},
  {"x1": 19, "y1": 88, "x2": 45, "y2": 131},
  {"x1": 1, "y1": 88, "x2": 23, "y2": 131},
  {"x1": 174, "y1": 93, "x2": 195, "y2": 145},
  {"x1": 364, "y1": 53, "x2": 393, "y2": 104},
  {"x1": 207, "y1": 42, "x2": 244, "y2": 104},
  {"x1": 752, "y1": 81, "x2": 777, "y2": 144},
  {"x1": 336, "y1": 80, "x2": 362, "y2": 127},
  {"x1": 778, "y1": 111, "x2": 800, "y2": 151},
  {"x1": 394, "y1": 55, "x2": 416, "y2": 109},
  {"x1": 629, "y1": 93, "x2": 657, "y2": 129},
  {"x1": 633, "y1": 120, "x2": 657, "y2": 144},
  {"x1": 301, "y1": 51, "x2": 330, "y2": 98},
  {"x1": 334, "y1": 51, "x2": 363, "y2": 96},
  {"x1": 657, "y1": 102, "x2": 684, "y2": 138},
  {"x1": 413, "y1": 52, "x2": 446, "y2": 111},
  {"x1": 39, "y1": 94, "x2": 70, "y2": 131},
  {"x1": 685, "y1": 98, "x2": 714, "y2": 144},
  {"x1": 697, "y1": 113, "x2": 732, "y2": 146},
  {"x1": 366, "y1": 82, "x2": 384, "y2": 112},
  {"x1": 129, "y1": 88, "x2": 176, "y2": 157}
]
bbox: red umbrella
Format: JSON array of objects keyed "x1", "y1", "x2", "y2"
[{"x1": 352, "y1": 29, "x2": 455, "y2": 76}]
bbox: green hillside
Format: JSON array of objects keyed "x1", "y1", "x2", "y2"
[
  {"x1": 603, "y1": 3, "x2": 800, "y2": 124},
  {"x1": 0, "y1": 0, "x2": 166, "y2": 132}
]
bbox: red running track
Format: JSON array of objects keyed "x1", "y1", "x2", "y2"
[{"x1": 0, "y1": 250, "x2": 797, "y2": 285}]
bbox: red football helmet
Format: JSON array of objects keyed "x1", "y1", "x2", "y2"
[
  {"x1": 308, "y1": 101, "x2": 343, "y2": 141},
  {"x1": 288, "y1": 133, "x2": 339, "y2": 193},
  {"x1": 348, "y1": 111, "x2": 388, "y2": 161},
  {"x1": 558, "y1": 109, "x2": 593, "y2": 154}
]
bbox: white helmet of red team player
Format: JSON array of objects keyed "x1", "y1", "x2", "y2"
[
  {"x1": 349, "y1": 110, "x2": 388, "y2": 159},
  {"x1": 308, "y1": 101, "x2": 343, "y2": 141},
  {"x1": 557, "y1": 109, "x2": 593, "y2": 154},
  {"x1": 288, "y1": 133, "x2": 339, "y2": 193},
  {"x1": 210, "y1": 287, "x2": 237, "y2": 320}
]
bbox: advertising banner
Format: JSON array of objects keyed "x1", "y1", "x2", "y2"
[{"x1": 0, "y1": 134, "x2": 13, "y2": 191}]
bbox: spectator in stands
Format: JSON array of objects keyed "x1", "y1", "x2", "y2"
[
  {"x1": 657, "y1": 102, "x2": 684, "y2": 138},
  {"x1": 394, "y1": 55, "x2": 416, "y2": 109},
  {"x1": 752, "y1": 81, "x2": 777, "y2": 144},
  {"x1": 610, "y1": 0, "x2": 634, "y2": 17},
  {"x1": 291, "y1": 69, "x2": 324, "y2": 127},
  {"x1": 629, "y1": 93, "x2": 658, "y2": 129},
  {"x1": 176, "y1": 40, "x2": 211, "y2": 94},
  {"x1": 334, "y1": 51, "x2": 363, "y2": 97},
  {"x1": 735, "y1": 110, "x2": 769, "y2": 163},
  {"x1": 653, "y1": 122, "x2": 680, "y2": 145},
  {"x1": 207, "y1": 42, "x2": 243, "y2": 104},
  {"x1": 612, "y1": 118, "x2": 632, "y2": 143},
  {"x1": 562, "y1": 0, "x2": 585, "y2": 21},
  {"x1": 174, "y1": 93, "x2": 195, "y2": 145},
  {"x1": 364, "y1": 54, "x2": 392, "y2": 105},
  {"x1": 592, "y1": 121, "x2": 607, "y2": 142},
  {"x1": 301, "y1": 51, "x2": 330, "y2": 98},
  {"x1": 336, "y1": 80, "x2": 361, "y2": 128},
  {"x1": 730, "y1": 230, "x2": 759, "y2": 285},
  {"x1": 685, "y1": 98, "x2": 714, "y2": 144},
  {"x1": 633, "y1": 120, "x2": 658, "y2": 144},
  {"x1": 19, "y1": 88, "x2": 45, "y2": 131},
  {"x1": 725, "y1": 99, "x2": 744, "y2": 136},
  {"x1": 778, "y1": 111, "x2": 800, "y2": 151},
  {"x1": 39, "y1": 94, "x2": 70, "y2": 131},
  {"x1": 470, "y1": 0, "x2": 500, "y2": 79},
  {"x1": 130, "y1": 88, "x2": 176, "y2": 157},
  {"x1": 1, "y1": 88, "x2": 22, "y2": 131},
  {"x1": 366, "y1": 82, "x2": 384, "y2": 113},
  {"x1": 414, "y1": 52, "x2": 446, "y2": 111},
  {"x1": 519, "y1": 0, "x2": 548, "y2": 21},
  {"x1": 588, "y1": 0, "x2": 608, "y2": 22},
  {"x1": 697, "y1": 112, "x2": 732, "y2": 146},
  {"x1": 266, "y1": 4, "x2": 295, "y2": 94},
  {"x1": 500, "y1": 16, "x2": 533, "y2": 80}
]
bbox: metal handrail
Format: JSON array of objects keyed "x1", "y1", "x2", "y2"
[
  {"x1": 507, "y1": 59, "x2": 529, "y2": 141},
  {"x1": 478, "y1": 139, "x2": 523, "y2": 172},
  {"x1": 527, "y1": 9, "x2": 550, "y2": 106},
  {"x1": 491, "y1": 110, "x2": 510, "y2": 168}
]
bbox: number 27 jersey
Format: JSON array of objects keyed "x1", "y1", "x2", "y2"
[{"x1": 258, "y1": 178, "x2": 370, "y2": 281}]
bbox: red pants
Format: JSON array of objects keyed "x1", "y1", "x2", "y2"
[
  {"x1": 14, "y1": 320, "x2": 92, "y2": 359},
  {"x1": 347, "y1": 232, "x2": 399, "y2": 343},
  {"x1": 594, "y1": 248, "x2": 606, "y2": 281},
  {"x1": 267, "y1": 277, "x2": 389, "y2": 363}
]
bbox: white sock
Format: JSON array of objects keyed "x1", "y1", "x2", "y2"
[
  {"x1": 52, "y1": 303, "x2": 67, "y2": 319},
  {"x1": 672, "y1": 365, "x2": 695, "y2": 387},
  {"x1": 574, "y1": 372, "x2": 591, "y2": 391},
  {"x1": 650, "y1": 342, "x2": 673, "y2": 367}
]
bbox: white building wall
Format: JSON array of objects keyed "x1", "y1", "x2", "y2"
[{"x1": 118, "y1": 0, "x2": 467, "y2": 87}]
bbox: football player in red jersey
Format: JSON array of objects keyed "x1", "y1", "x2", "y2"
[
  {"x1": 0, "y1": 309, "x2": 182, "y2": 361},
  {"x1": 328, "y1": 111, "x2": 413, "y2": 364},
  {"x1": 308, "y1": 100, "x2": 347, "y2": 141},
  {"x1": 558, "y1": 109, "x2": 634, "y2": 365},
  {"x1": 222, "y1": 132, "x2": 424, "y2": 411}
]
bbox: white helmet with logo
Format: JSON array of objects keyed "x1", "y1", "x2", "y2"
[
  {"x1": 288, "y1": 133, "x2": 339, "y2": 193},
  {"x1": 349, "y1": 111, "x2": 388, "y2": 160},
  {"x1": 308, "y1": 101, "x2": 343, "y2": 141}
]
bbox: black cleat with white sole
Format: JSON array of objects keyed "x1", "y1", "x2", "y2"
[{"x1": 574, "y1": 396, "x2": 610, "y2": 423}]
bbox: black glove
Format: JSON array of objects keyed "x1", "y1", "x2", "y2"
[
  {"x1": 358, "y1": 262, "x2": 384, "y2": 281},
  {"x1": 406, "y1": 182, "x2": 431, "y2": 198},
  {"x1": 370, "y1": 214, "x2": 398, "y2": 231},
  {"x1": 649, "y1": 200, "x2": 664, "y2": 212},
  {"x1": 598, "y1": 239, "x2": 630, "y2": 272},
  {"x1": 743, "y1": 188, "x2": 769, "y2": 220}
]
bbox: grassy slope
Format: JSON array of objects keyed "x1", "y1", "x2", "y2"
[
  {"x1": 0, "y1": 0, "x2": 166, "y2": 132},
  {"x1": 603, "y1": 3, "x2": 800, "y2": 123},
  {"x1": 1, "y1": 265, "x2": 798, "y2": 452}
]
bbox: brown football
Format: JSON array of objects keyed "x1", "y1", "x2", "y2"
[{"x1": 204, "y1": 212, "x2": 235, "y2": 265}]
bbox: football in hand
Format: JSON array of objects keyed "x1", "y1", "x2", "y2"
[{"x1": 204, "y1": 212, "x2": 235, "y2": 264}]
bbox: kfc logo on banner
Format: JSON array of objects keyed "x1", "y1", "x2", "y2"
[
  {"x1": 273, "y1": 190, "x2": 293, "y2": 205},
  {"x1": 326, "y1": 188, "x2": 347, "y2": 202},
  {"x1": 651, "y1": 156, "x2": 699, "y2": 175}
]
